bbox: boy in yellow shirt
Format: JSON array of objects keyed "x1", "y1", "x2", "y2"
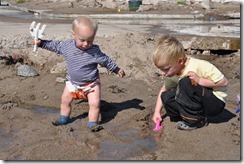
[{"x1": 152, "y1": 35, "x2": 228, "y2": 130}]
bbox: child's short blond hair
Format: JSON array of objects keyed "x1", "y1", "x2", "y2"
[
  {"x1": 153, "y1": 35, "x2": 186, "y2": 67},
  {"x1": 72, "y1": 16, "x2": 98, "y2": 33}
]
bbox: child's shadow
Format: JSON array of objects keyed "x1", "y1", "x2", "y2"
[
  {"x1": 69, "y1": 111, "x2": 88, "y2": 124},
  {"x1": 207, "y1": 108, "x2": 237, "y2": 124},
  {"x1": 69, "y1": 98, "x2": 145, "y2": 124},
  {"x1": 100, "y1": 98, "x2": 145, "y2": 124}
]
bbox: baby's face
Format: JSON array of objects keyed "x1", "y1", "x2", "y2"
[{"x1": 72, "y1": 25, "x2": 96, "y2": 50}]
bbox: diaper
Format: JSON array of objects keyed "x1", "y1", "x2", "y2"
[{"x1": 66, "y1": 79, "x2": 100, "y2": 100}]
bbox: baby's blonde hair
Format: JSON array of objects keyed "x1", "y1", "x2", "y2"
[
  {"x1": 153, "y1": 35, "x2": 185, "y2": 67},
  {"x1": 72, "y1": 16, "x2": 98, "y2": 33}
]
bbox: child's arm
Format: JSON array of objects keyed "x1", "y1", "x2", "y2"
[
  {"x1": 32, "y1": 38, "x2": 64, "y2": 54},
  {"x1": 152, "y1": 84, "x2": 167, "y2": 123},
  {"x1": 187, "y1": 71, "x2": 228, "y2": 88},
  {"x1": 95, "y1": 46, "x2": 125, "y2": 77}
]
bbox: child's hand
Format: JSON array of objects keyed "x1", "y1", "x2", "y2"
[
  {"x1": 118, "y1": 69, "x2": 125, "y2": 77},
  {"x1": 152, "y1": 112, "x2": 162, "y2": 123},
  {"x1": 186, "y1": 71, "x2": 200, "y2": 83},
  {"x1": 32, "y1": 38, "x2": 41, "y2": 47}
]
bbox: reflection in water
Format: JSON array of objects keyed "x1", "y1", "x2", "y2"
[
  {"x1": 98, "y1": 129, "x2": 157, "y2": 160},
  {"x1": 0, "y1": 129, "x2": 15, "y2": 151},
  {"x1": 32, "y1": 106, "x2": 59, "y2": 114},
  {"x1": 152, "y1": 129, "x2": 164, "y2": 144},
  {"x1": 29, "y1": 106, "x2": 162, "y2": 160},
  {"x1": 163, "y1": 23, "x2": 240, "y2": 38}
]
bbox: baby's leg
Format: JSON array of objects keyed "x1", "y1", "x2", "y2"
[
  {"x1": 87, "y1": 84, "x2": 101, "y2": 122},
  {"x1": 87, "y1": 84, "x2": 103, "y2": 132},
  {"x1": 52, "y1": 86, "x2": 73, "y2": 126},
  {"x1": 60, "y1": 86, "x2": 73, "y2": 116}
]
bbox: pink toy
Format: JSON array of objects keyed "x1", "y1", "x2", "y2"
[{"x1": 153, "y1": 119, "x2": 163, "y2": 131}]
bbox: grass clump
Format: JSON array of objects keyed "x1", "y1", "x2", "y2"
[
  {"x1": 177, "y1": 0, "x2": 186, "y2": 5},
  {"x1": 16, "y1": 0, "x2": 32, "y2": 4}
]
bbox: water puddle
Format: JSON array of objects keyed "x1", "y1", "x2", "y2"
[
  {"x1": 32, "y1": 106, "x2": 59, "y2": 114},
  {"x1": 0, "y1": 4, "x2": 240, "y2": 39},
  {"x1": 0, "y1": 5, "x2": 34, "y2": 19},
  {"x1": 0, "y1": 129, "x2": 15, "y2": 151},
  {"x1": 98, "y1": 129, "x2": 157, "y2": 160},
  {"x1": 2, "y1": 105, "x2": 157, "y2": 159},
  {"x1": 0, "y1": 106, "x2": 58, "y2": 151},
  {"x1": 163, "y1": 22, "x2": 240, "y2": 38}
]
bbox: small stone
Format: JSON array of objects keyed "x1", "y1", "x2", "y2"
[{"x1": 17, "y1": 64, "x2": 38, "y2": 77}]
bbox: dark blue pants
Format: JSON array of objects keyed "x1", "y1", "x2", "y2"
[{"x1": 161, "y1": 77, "x2": 225, "y2": 126}]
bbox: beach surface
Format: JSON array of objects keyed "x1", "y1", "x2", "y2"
[{"x1": 0, "y1": 0, "x2": 241, "y2": 160}]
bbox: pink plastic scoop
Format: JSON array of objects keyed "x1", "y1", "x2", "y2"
[{"x1": 153, "y1": 119, "x2": 163, "y2": 131}]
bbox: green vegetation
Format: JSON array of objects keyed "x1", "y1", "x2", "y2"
[
  {"x1": 177, "y1": 0, "x2": 186, "y2": 5},
  {"x1": 16, "y1": 0, "x2": 32, "y2": 4}
]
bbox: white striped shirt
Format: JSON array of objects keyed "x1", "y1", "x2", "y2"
[{"x1": 41, "y1": 39, "x2": 120, "y2": 85}]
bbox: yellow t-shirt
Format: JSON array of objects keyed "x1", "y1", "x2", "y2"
[{"x1": 163, "y1": 56, "x2": 227, "y2": 103}]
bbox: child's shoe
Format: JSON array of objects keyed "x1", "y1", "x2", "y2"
[
  {"x1": 177, "y1": 118, "x2": 208, "y2": 131},
  {"x1": 52, "y1": 120, "x2": 66, "y2": 126},
  {"x1": 177, "y1": 121, "x2": 197, "y2": 131},
  {"x1": 52, "y1": 115, "x2": 69, "y2": 126},
  {"x1": 90, "y1": 124, "x2": 104, "y2": 132}
]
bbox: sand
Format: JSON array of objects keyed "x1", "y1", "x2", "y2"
[{"x1": 0, "y1": 0, "x2": 241, "y2": 161}]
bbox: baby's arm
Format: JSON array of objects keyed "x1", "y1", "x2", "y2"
[
  {"x1": 32, "y1": 38, "x2": 65, "y2": 54},
  {"x1": 95, "y1": 48, "x2": 125, "y2": 77}
]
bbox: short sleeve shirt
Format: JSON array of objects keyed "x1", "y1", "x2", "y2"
[{"x1": 163, "y1": 56, "x2": 227, "y2": 102}]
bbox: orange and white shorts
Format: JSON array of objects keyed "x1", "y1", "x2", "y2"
[{"x1": 66, "y1": 79, "x2": 100, "y2": 100}]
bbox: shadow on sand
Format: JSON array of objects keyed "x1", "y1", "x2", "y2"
[
  {"x1": 68, "y1": 98, "x2": 145, "y2": 124},
  {"x1": 207, "y1": 108, "x2": 237, "y2": 124}
]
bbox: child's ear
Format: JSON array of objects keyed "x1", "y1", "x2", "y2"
[
  {"x1": 71, "y1": 31, "x2": 75, "y2": 39},
  {"x1": 178, "y1": 57, "x2": 185, "y2": 65}
]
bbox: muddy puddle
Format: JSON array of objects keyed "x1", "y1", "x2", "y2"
[
  {"x1": 0, "y1": 105, "x2": 159, "y2": 160},
  {"x1": 98, "y1": 129, "x2": 156, "y2": 160},
  {"x1": 33, "y1": 107, "x2": 158, "y2": 160}
]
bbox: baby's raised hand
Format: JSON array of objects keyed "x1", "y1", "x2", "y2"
[{"x1": 32, "y1": 39, "x2": 41, "y2": 47}]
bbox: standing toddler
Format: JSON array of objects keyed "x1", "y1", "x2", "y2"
[{"x1": 35, "y1": 16, "x2": 125, "y2": 132}]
